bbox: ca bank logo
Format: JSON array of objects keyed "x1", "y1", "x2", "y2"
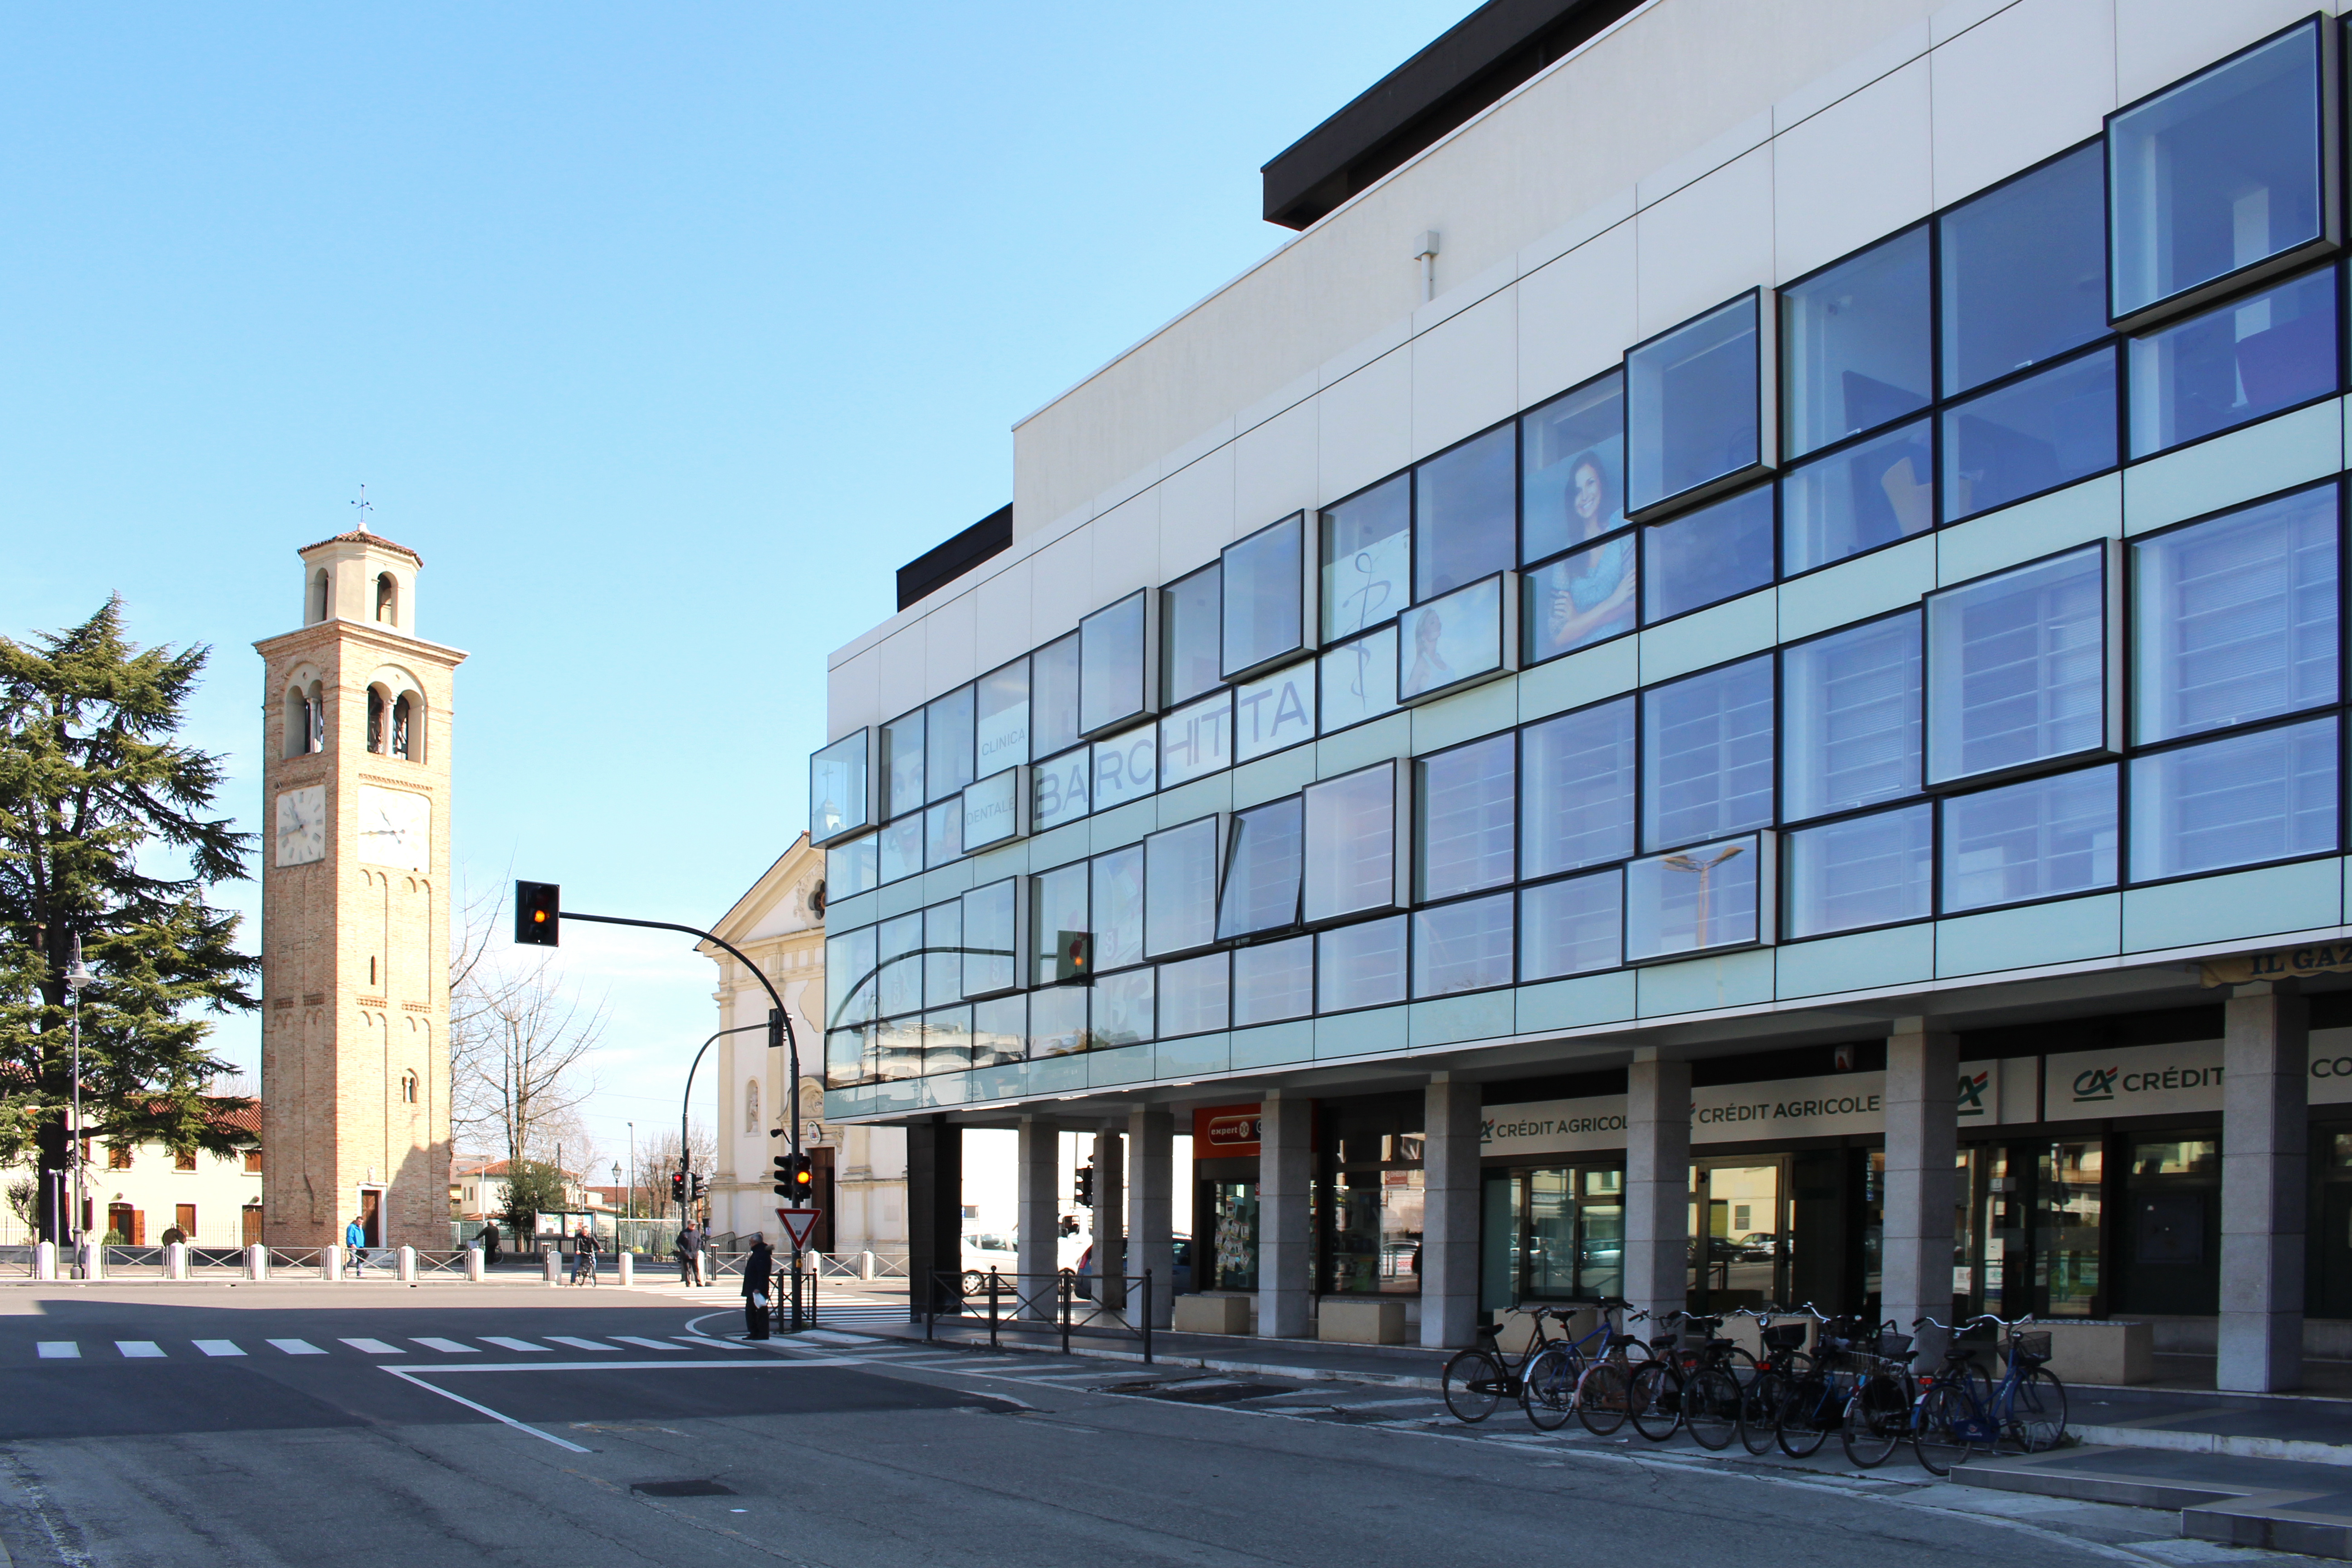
[
  {"x1": 1956, "y1": 1070, "x2": 1990, "y2": 1117},
  {"x1": 2073, "y1": 1066, "x2": 2119, "y2": 1103}
]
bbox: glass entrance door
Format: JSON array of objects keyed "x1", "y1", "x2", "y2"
[
  {"x1": 2038, "y1": 1140, "x2": 2105, "y2": 1317},
  {"x1": 1691, "y1": 1161, "x2": 1784, "y2": 1309}
]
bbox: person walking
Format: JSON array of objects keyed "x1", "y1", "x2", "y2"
[
  {"x1": 568, "y1": 1223, "x2": 600, "y2": 1286},
  {"x1": 344, "y1": 1215, "x2": 368, "y2": 1278},
  {"x1": 480, "y1": 1219, "x2": 502, "y2": 1269},
  {"x1": 741, "y1": 1233, "x2": 774, "y2": 1339}
]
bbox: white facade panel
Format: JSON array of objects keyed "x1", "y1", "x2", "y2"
[
  {"x1": 1027, "y1": 527, "x2": 1093, "y2": 643},
  {"x1": 2112, "y1": 0, "x2": 2319, "y2": 104},
  {"x1": 1090, "y1": 488, "x2": 1160, "y2": 607},
  {"x1": 972, "y1": 555, "x2": 1034, "y2": 673},
  {"x1": 1231, "y1": 398, "x2": 1318, "y2": 534},
  {"x1": 1517, "y1": 220, "x2": 1637, "y2": 413},
  {"x1": 1930, "y1": 0, "x2": 2116, "y2": 207},
  {"x1": 1635, "y1": 146, "x2": 1775, "y2": 338},
  {"x1": 1317, "y1": 347, "x2": 1414, "y2": 506},
  {"x1": 1156, "y1": 444, "x2": 1238, "y2": 583},
  {"x1": 1410, "y1": 287, "x2": 1518, "y2": 462},
  {"x1": 1772, "y1": 58, "x2": 1932, "y2": 282}
]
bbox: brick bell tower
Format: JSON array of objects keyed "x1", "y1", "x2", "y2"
[{"x1": 254, "y1": 524, "x2": 464, "y2": 1250}]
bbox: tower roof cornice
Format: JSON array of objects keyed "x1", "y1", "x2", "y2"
[{"x1": 298, "y1": 529, "x2": 423, "y2": 566}]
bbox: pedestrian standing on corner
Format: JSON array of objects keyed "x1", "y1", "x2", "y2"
[
  {"x1": 345, "y1": 1215, "x2": 368, "y2": 1277},
  {"x1": 742, "y1": 1233, "x2": 774, "y2": 1339},
  {"x1": 480, "y1": 1219, "x2": 502, "y2": 1269},
  {"x1": 569, "y1": 1223, "x2": 599, "y2": 1286},
  {"x1": 677, "y1": 1222, "x2": 703, "y2": 1287}
]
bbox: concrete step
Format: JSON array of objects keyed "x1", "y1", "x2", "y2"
[{"x1": 1957, "y1": 1444, "x2": 2352, "y2": 1559}]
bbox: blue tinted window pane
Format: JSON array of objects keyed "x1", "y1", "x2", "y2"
[
  {"x1": 1524, "y1": 532, "x2": 1635, "y2": 661},
  {"x1": 1782, "y1": 227, "x2": 1931, "y2": 459},
  {"x1": 1232, "y1": 936, "x2": 1313, "y2": 1026},
  {"x1": 1091, "y1": 970, "x2": 1154, "y2": 1048},
  {"x1": 1144, "y1": 818, "x2": 1220, "y2": 958},
  {"x1": 1785, "y1": 804, "x2": 1932, "y2": 938},
  {"x1": 1318, "y1": 626, "x2": 1400, "y2": 732},
  {"x1": 1028, "y1": 985, "x2": 1088, "y2": 1058},
  {"x1": 1030, "y1": 863, "x2": 1087, "y2": 988},
  {"x1": 2128, "y1": 266, "x2": 2337, "y2": 456},
  {"x1": 976, "y1": 659, "x2": 1030, "y2": 773},
  {"x1": 923, "y1": 798, "x2": 962, "y2": 870},
  {"x1": 1304, "y1": 765, "x2": 1397, "y2": 923},
  {"x1": 1627, "y1": 294, "x2": 1763, "y2": 513},
  {"x1": 1642, "y1": 485, "x2": 1774, "y2": 621},
  {"x1": 923, "y1": 900, "x2": 962, "y2": 1006},
  {"x1": 1522, "y1": 696, "x2": 1636, "y2": 876},
  {"x1": 825, "y1": 1025, "x2": 876, "y2": 1088},
  {"x1": 1926, "y1": 545, "x2": 2106, "y2": 786},
  {"x1": 1780, "y1": 418, "x2": 1933, "y2": 574},
  {"x1": 826, "y1": 833, "x2": 877, "y2": 900},
  {"x1": 1940, "y1": 144, "x2": 2107, "y2": 396},
  {"x1": 1156, "y1": 953, "x2": 1229, "y2": 1037},
  {"x1": 882, "y1": 710, "x2": 925, "y2": 819},
  {"x1": 961, "y1": 880, "x2": 1017, "y2": 997},
  {"x1": 1416, "y1": 735, "x2": 1514, "y2": 901},
  {"x1": 2129, "y1": 716, "x2": 2337, "y2": 882},
  {"x1": 1415, "y1": 424, "x2": 1516, "y2": 599},
  {"x1": 2110, "y1": 21, "x2": 2325, "y2": 318},
  {"x1": 1939, "y1": 765, "x2": 2118, "y2": 912},
  {"x1": 1031, "y1": 632, "x2": 1082, "y2": 758},
  {"x1": 1092, "y1": 846, "x2": 1144, "y2": 971},
  {"x1": 877, "y1": 816, "x2": 923, "y2": 884},
  {"x1": 1783, "y1": 610, "x2": 1921, "y2": 822},
  {"x1": 2133, "y1": 486, "x2": 2337, "y2": 745},
  {"x1": 1941, "y1": 347, "x2": 2117, "y2": 522},
  {"x1": 1225, "y1": 514, "x2": 1306, "y2": 676},
  {"x1": 971, "y1": 995, "x2": 1027, "y2": 1067},
  {"x1": 1318, "y1": 916, "x2": 1407, "y2": 1011},
  {"x1": 1624, "y1": 836, "x2": 1760, "y2": 960},
  {"x1": 1410, "y1": 892, "x2": 1514, "y2": 997},
  {"x1": 1520, "y1": 870, "x2": 1623, "y2": 980},
  {"x1": 1642, "y1": 654, "x2": 1775, "y2": 852},
  {"x1": 1216, "y1": 797, "x2": 1303, "y2": 940},
  {"x1": 923, "y1": 1006, "x2": 974, "y2": 1073},
  {"x1": 1522, "y1": 372, "x2": 1626, "y2": 564},
  {"x1": 1322, "y1": 477, "x2": 1409, "y2": 641},
  {"x1": 877, "y1": 913, "x2": 922, "y2": 1018},
  {"x1": 926, "y1": 685, "x2": 975, "y2": 802},
  {"x1": 1080, "y1": 593, "x2": 1149, "y2": 737},
  {"x1": 811, "y1": 730, "x2": 872, "y2": 841},
  {"x1": 1163, "y1": 564, "x2": 1222, "y2": 706},
  {"x1": 824, "y1": 927, "x2": 877, "y2": 1029}
]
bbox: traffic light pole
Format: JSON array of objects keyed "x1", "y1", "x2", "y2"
[
  {"x1": 680, "y1": 1020, "x2": 769, "y2": 1220},
  {"x1": 549, "y1": 907, "x2": 806, "y2": 1331}
]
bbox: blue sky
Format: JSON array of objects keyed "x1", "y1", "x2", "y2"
[{"x1": 0, "y1": 3, "x2": 1470, "y2": 1171}]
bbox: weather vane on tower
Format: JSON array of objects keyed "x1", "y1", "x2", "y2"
[{"x1": 351, "y1": 484, "x2": 373, "y2": 531}]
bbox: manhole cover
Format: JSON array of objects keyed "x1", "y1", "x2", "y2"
[
  {"x1": 1106, "y1": 1380, "x2": 1297, "y2": 1404},
  {"x1": 632, "y1": 1479, "x2": 737, "y2": 1498}
]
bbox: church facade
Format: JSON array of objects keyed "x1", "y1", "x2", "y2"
[{"x1": 253, "y1": 529, "x2": 462, "y2": 1250}]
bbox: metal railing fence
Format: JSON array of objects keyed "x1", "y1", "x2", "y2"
[{"x1": 924, "y1": 1269, "x2": 1155, "y2": 1362}]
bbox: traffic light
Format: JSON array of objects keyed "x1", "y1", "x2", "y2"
[
  {"x1": 1073, "y1": 1161, "x2": 1094, "y2": 1210},
  {"x1": 772, "y1": 1152, "x2": 815, "y2": 1200},
  {"x1": 670, "y1": 1171, "x2": 686, "y2": 1206},
  {"x1": 689, "y1": 1173, "x2": 707, "y2": 1203},
  {"x1": 767, "y1": 1006, "x2": 784, "y2": 1054},
  {"x1": 515, "y1": 881, "x2": 560, "y2": 946},
  {"x1": 771, "y1": 1154, "x2": 794, "y2": 1198},
  {"x1": 1054, "y1": 929, "x2": 1091, "y2": 983}
]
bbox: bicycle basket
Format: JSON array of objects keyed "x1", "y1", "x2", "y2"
[
  {"x1": 2009, "y1": 1330, "x2": 2052, "y2": 1367},
  {"x1": 1875, "y1": 1332, "x2": 1914, "y2": 1361},
  {"x1": 1761, "y1": 1323, "x2": 1807, "y2": 1352}
]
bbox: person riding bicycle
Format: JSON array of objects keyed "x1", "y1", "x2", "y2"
[{"x1": 568, "y1": 1223, "x2": 600, "y2": 1285}]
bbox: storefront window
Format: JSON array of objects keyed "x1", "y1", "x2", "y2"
[
  {"x1": 2118, "y1": 1133, "x2": 2217, "y2": 1316},
  {"x1": 1319, "y1": 1099, "x2": 1424, "y2": 1296},
  {"x1": 1207, "y1": 1182, "x2": 1259, "y2": 1291},
  {"x1": 2038, "y1": 1140, "x2": 2104, "y2": 1317}
]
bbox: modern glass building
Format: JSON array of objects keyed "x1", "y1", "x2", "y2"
[{"x1": 814, "y1": 0, "x2": 2352, "y2": 1391}]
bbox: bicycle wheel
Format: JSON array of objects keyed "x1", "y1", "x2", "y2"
[
  {"x1": 1442, "y1": 1348, "x2": 1507, "y2": 1424},
  {"x1": 1739, "y1": 1366, "x2": 1786, "y2": 1455},
  {"x1": 1520, "y1": 1344, "x2": 1582, "y2": 1432},
  {"x1": 2010, "y1": 1367, "x2": 2068, "y2": 1452},
  {"x1": 1776, "y1": 1371, "x2": 1835, "y2": 1458},
  {"x1": 1911, "y1": 1381, "x2": 1971, "y2": 1476},
  {"x1": 1627, "y1": 1359, "x2": 1683, "y2": 1442},
  {"x1": 1684, "y1": 1365, "x2": 1742, "y2": 1451},
  {"x1": 1575, "y1": 1358, "x2": 1632, "y2": 1437},
  {"x1": 1840, "y1": 1372, "x2": 1909, "y2": 1469}
]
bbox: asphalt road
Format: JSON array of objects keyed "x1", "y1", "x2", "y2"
[{"x1": 0, "y1": 1284, "x2": 2303, "y2": 1568}]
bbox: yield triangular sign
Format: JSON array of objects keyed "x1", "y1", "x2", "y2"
[{"x1": 774, "y1": 1207, "x2": 821, "y2": 1250}]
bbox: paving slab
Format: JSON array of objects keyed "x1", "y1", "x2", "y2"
[{"x1": 1958, "y1": 1444, "x2": 2352, "y2": 1559}]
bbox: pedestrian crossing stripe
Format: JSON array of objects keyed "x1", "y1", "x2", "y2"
[
  {"x1": 545, "y1": 1336, "x2": 615, "y2": 1351},
  {"x1": 269, "y1": 1339, "x2": 325, "y2": 1355},
  {"x1": 192, "y1": 1340, "x2": 244, "y2": 1357},
  {"x1": 608, "y1": 1336, "x2": 688, "y2": 1351},
  {"x1": 410, "y1": 1338, "x2": 476, "y2": 1353},
  {"x1": 21, "y1": 1332, "x2": 828, "y2": 1362},
  {"x1": 35, "y1": 1342, "x2": 76, "y2": 1359},
  {"x1": 478, "y1": 1337, "x2": 546, "y2": 1353},
  {"x1": 116, "y1": 1341, "x2": 165, "y2": 1358},
  {"x1": 339, "y1": 1338, "x2": 406, "y2": 1355}
]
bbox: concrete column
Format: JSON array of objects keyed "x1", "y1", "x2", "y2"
[
  {"x1": 1257, "y1": 1092, "x2": 1313, "y2": 1339},
  {"x1": 395, "y1": 1245, "x2": 417, "y2": 1282},
  {"x1": 1882, "y1": 1019, "x2": 1959, "y2": 1360},
  {"x1": 2221, "y1": 981, "x2": 2308, "y2": 1392},
  {"x1": 164, "y1": 1242, "x2": 188, "y2": 1280},
  {"x1": 33, "y1": 1241, "x2": 54, "y2": 1281},
  {"x1": 464, "y1": 1246, "x2": 483, "y2": 1283},
  {"x1": 1623, "y1": 1054, "x2": 1690, "y2": 1329},
  {"x1": 616, "y1": 1251, "x2": 633, "y2": 1287},
  {"x1": 905, "y1": 1116, "x2": 962, "y2": 1319},
  {"x1": 244, "y1": 1243, "x2": 268, "y2": 1282},
  {"x1": 1095, "y1": 1128, "x2": 1126, "y2": 1311},
  {"x1": 323, "y1": 1243, "x2": 344, "y2": 1281},
  {"x1": 1421, "y1": 1075, "x2": 1483, "y2": 1349},
  {"x1": 1017, "y1": 1115, "x2": 1060, "y2": 1320},
  {"x1": 1127, "y1": 1107, "x2": 1174, "y2": 1328}
]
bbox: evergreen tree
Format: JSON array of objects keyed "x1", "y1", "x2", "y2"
[
  {"x1": 499, "y1": 1160, "x2": 569, "y2": 1237},
  {"x1": 0, "y1": 598, "x2": 257, "y2": 1242}
]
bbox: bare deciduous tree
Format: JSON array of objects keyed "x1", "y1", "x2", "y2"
[{"x1": 448, "y1": 888, "x2": 606, "y2": 1174}]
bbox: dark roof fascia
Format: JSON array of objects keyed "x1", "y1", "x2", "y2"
[{"x1": 896, "y1": 505, "x2": 1014, "y2": 612}]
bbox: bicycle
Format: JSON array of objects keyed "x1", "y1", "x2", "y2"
[
  {"x1": 1774, "y1": 1304, "x2": 1863, "y2": 1459},
  {"x1": 1735, "y1": 1305, "x2": 1815, "y2": 1457},
  {"x1": 1838, "y1": 1319, "x2": 1916, "y2": 1469},
  {"x1": 1626, "y1": 1310, "x2": 1758, "y2": 1449},
  {"x1": 1519, "y1": 1298, "x2": 1634, "y2": 1431},
  {"x1": 1911, "y1": 1313, "x2": 2070, "y2": 1475},
  {"x1": 1571, "y1": 1305, "x2": 1657, "y2": 1436},
  {"x1": 1443, "y1": 1305, "x2": 1576, "y2": 1424}
]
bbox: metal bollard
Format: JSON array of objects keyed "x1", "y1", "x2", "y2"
[
  {"x1": 323, "y1": 1243, "x2": 344, "y2": 1281},
  {"x1": 859, "y1": 1250, "x2": 876, "y2": 1281},
  {"x1": 165, "y1": 1242, "x2": 188, "y2": 1280},
  {"x1": 80, "y1": 1241, "x2": 104, "y2": 1281},
  {"x1": 542, "y1": 1246, "x2": 561, "y2": 1285},
  {"x1": 466, "y1": 1246, "x2": 485, "y2": 1283},
  {"x1": 616, "y1": 1251, "x2": 633, "y2": 1287},
  {"x1": 33, "y1": 1241, "x2": 54, "y2": 1281},
  {"x1": 395, "y1": 1245, "x2": 416, "y2": 1282},
  {"x1": 245, "y1": 1243, "x2": 268, "y2": 1282}
]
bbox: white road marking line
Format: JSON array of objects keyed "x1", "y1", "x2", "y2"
[
  {"x1": 35, "y1": 1342, "x2": 77, "y2": 1359},
  {"x1": 426, "y1": 1359, "x2": 858, "y2": 1373},
  {"x1": 411, "y1": 1338, "x2": 477, "y2": 1354},
  {"x1": 192, "y1": 1340, "x2": 245, "y2": 1357},
  {"x1": 543, "y1": 1336, "x2": 615, "y2": 1352},
  {"x1": 477, "y1": 1337, "x2": 547, "y2": 1353},
  {"x1": 380, "y1": 1368, "x2": 591, "y2": 1454},
  {"x1": 114, "y1": 1341, "x2": 166, "y2": 1358},
  {"x1": 673, "y1": 1336, "x2": 755, "y2": 1350},
  {"x1": 339, "y1": 1338, "x2": 406, "y2": 1355},
  {"x1": 609, "y1": 1336, "x2": 691, "y2": 1351},
  {"x1": 268, "y1": 1339, "x2": 326, "y2": 1356}
]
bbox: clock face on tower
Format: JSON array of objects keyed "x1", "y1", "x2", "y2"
[
  {"x1": 358, "y1": 784, "x2": 431, "y2": 870},
  {"x1": 274, "y1": 785, "x2": 327, "y2": 867}
]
